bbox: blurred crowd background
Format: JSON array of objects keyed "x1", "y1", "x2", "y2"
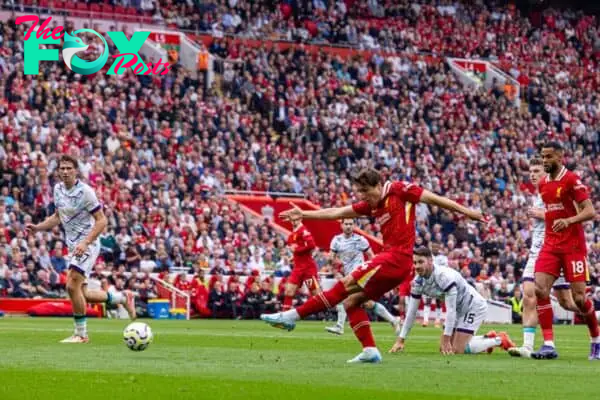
[{"x1": 0, "y1": 0, "x2": 599, "y2": 318}]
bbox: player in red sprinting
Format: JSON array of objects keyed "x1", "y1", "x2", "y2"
[
  {"x1": 261, "y1": 168, "x2": 486, "y2": 363},
  {"x1": 281, "y1": 216, "x2": 321, "y2": 310},
  {"x1": 531, "y1": 142, "x2": 599, "y2": 360}
]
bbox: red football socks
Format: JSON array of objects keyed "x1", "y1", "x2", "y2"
[
  {"x1": 348, "y1": 306, "x2": 376, "y2": 348},
  {"x1": 282, "y1": 296, "x2": 293, "y2": 311},
  {"x1": 537, "y1": 297, "x2": 554, "y2": 342},
  {"x1": 297, "y1": 281, "x2": 348, "y2": 319},
  {"x1": 583, "y1": 299, "x2": 600, "y2": 339}
]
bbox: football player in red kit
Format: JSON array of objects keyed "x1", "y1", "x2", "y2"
[
  {"x1": 261, "y1": 168, "x2": 486, "y2": 363},
  {"x1": 282, "y1": 217, "x2": 321, "y2": 310},
  {"x1": 532, "y1": 142, "x2": 599, "y2": 360}
]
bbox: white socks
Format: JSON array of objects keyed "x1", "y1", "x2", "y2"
[
  {"x1": 523, "y1": 327, "x2": 536, "y2": 350},
  {"x1": 281, "y1": 309, "x2": 300, "y2": 321},
  {"x1": 423, "y1": 303, "x2": 430, "y2": 324},
  {"x1": 107, "y1": 291, "x2": 125, "y2": 305},
  {"x1": 466, "y1": 336, "x2": 501, "y2": 354},
  {"x1": 74, "y1": 315, "x2": 87, "y2": 337},
  {"x1": 336, "y1": 303, "x2": 347, "y2": 327},
  {"x1": 373, "y1": 303, "x2": 396, "y2": 323}
]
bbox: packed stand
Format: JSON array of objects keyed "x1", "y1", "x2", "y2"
[{"x1": 0, "y1": 1, "x2": 599, "y2": 320}]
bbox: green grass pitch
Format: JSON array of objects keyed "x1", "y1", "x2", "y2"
[{"x1": 0, "y1": 318, "x2": 597, "y2": 400}]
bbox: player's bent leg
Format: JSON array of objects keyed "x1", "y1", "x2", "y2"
[
  {"x1": 554, "y1": 288, "x2": 578, "y2": 313},
  {"x1": 84, "y1": 287, "x2": 137, "y2": 320},
  {"x1": 422, "y1": 297, "x2": 431, "y2": 327},
  {"x1": 532, "y1": 272, "x2": 559, "y2": 360},
  {"x1": 325, "y1": 274, "x2": 347, "y2": 334},
  {"x1": 365, "y1": 300, "x2": 401, "y2": 336},
  {"x1": 326, "y1": 291, "x2": 347, "y2": 335},
  {"x1": 509, "y1": 280, "x2": 537, "y2": 358},
  {"x1": 261, "y1": 275, "x2": 360, "y2": 330},
  {"x1": 283, "y1": 282, "x2": 299, "y2": 311},
  {"x1": 569, "y1": 281, "x2": 600, "y2": 360},
  {"x1": 433, "y1": 300, "x2": 442, "y2": 328},
  {"x1": 345, "y1": 292, "x2": 381, "y2": 364},
  {"x1": 62, "y1": 268, "x2": 89, "y2": 343},
  {"x1": 325, "y1": 304, "x2": 346, "y2": 335},
  {"x1": 457, "y1": 332, "x2": 504, "y2": 355},
  {"x1": 363, "y1": 300, "x2": 375, "y2": 309}
]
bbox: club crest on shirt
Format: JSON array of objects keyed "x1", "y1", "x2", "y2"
[{"x1": 556, "y1": 187, "x2": 562, "y2": 199}]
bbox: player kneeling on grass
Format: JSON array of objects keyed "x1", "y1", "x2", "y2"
[
  {"x1": 25, "y1": 155, "x2": 136, "y2": 343},
  {"x1": 390, "y1": 247, "x2": 515, "y2": 355},
  {"x1": 261, "y1": 168, "x2": 487, "y2": 364}
]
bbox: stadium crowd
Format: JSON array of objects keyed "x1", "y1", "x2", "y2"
[{"x1": 0, "y1": 1, "x2": 600, "y2": 319}]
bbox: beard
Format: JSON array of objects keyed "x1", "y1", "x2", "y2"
[{"x1": 544, "y1": 163, "x2": 558, "y2": 174}]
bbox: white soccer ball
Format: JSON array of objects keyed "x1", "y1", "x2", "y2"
[{"x1": 123, "y1": 322, "x2": 153, "y2": 351}]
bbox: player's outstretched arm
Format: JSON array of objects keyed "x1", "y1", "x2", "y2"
[
  {"x1": 441, "y1": 287, "x2": 458, "y2": 355},
  {"x1": 25, "y1": 212, "x2": 60, "y2": 234},
  {"x1": 390, "y1": 295, "x2": 419, "y2": 353},
  {"x1": 419, "y1": 190, "x2": 485, "y2": 222},
  {"x1": 280, "y1": 204, "x2": 360, "y2": 221}
]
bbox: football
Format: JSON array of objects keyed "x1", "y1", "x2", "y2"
[{"x1": 123, "y1": 322, "x2": 153, "y2": 351}]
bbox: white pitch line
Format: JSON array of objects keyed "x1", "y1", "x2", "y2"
[
  {"x1": 0, "y1": 325, "x2": 590, "y2": 346},
  {"x1": 0, "y1": 325, "x2": 413, "y2": 341}
]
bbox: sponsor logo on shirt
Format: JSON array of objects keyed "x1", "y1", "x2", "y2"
[{"x1": 546, "y1": 203, "x2": 565, "y2": 212}]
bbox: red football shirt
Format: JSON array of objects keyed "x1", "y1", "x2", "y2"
[
  {"x1": 287, "y1": 225, "x2": 317, "y2": 269},
  {"x1": 539, "y1": 167, "x2": 589, "y2": 253},
  {"x1": 352, "y1": 181, "x2": 424, "y2": 255}
]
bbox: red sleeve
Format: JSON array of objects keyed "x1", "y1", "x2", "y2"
[
  {"x1": 295, "y1": 228, "x2": 316, "y2": 254},
  {"x1": 569, "y1": 174, "x2": 589, "y2": 204},
  {"x1": 352, "y1": 201, "x2": 372, "y2": 215},
  {"x1": 390, "y1": 181, "x2": 424, "y2": 203}
]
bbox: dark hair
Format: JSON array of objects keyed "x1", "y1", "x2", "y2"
[
  {"x1": 542, "y1": 141, "x2": 563, "y2": 152},
  {"x1": 529, "y1": 157, "x2": 543, "y2": 167},
  {"x1": 58, "y1": 154, "x2": 79, "y2": 169},
  {"x1": 414, "y1": 246, "x2": 432, "y2": 258},
  {"x1": 352, "y1": 168, "x2": 381, "y2": 188}
]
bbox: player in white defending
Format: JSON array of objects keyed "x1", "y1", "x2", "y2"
[
  {"x1": 422, "y1": 243, "x2": 446, "y2": 328},
  {"x1": 390, "y1": 247, "x2": 515, "y2": 355},
  {"x1": 508, "y1": 158, "x2": 579, "y2": 358},
  {"x1": 325, "y1": 219, "x2": 401, "y2": 336},
  {"x1": 26, "y1": 155, "x2": 136, "y2": 343}
]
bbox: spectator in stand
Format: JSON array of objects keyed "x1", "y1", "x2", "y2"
[
  {"x1": 0, "y1": 2, "x2": 598, "y2": 314},
  {"x1": 259, "y1": 279, "x2": 278, "y2": 313},
  {"x1": 509, "y1": 285, "x2": 524, "y2": 324},
  {"x1": 242, "y1": 282, "x2": 262, "y2": 319},
  {"x1": 225, "y1": 281, "x2": 243, "y2": 319},
  {"x1": 15, "y1": 271, "x2": 36, "y2": 298},
  {"x1": 209, "y1": 281, "x2": 227, "y2": 318},
  {"x1": 0, "y1": 269, "x2": 17, "y2": 297},
  {"x1": 496, "y1": 280, "x2": 512, "y2": 303}
]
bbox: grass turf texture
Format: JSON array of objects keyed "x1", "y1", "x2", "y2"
[{"x1": 0, "y1": 318, "x2": 597, "y2": 400}]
